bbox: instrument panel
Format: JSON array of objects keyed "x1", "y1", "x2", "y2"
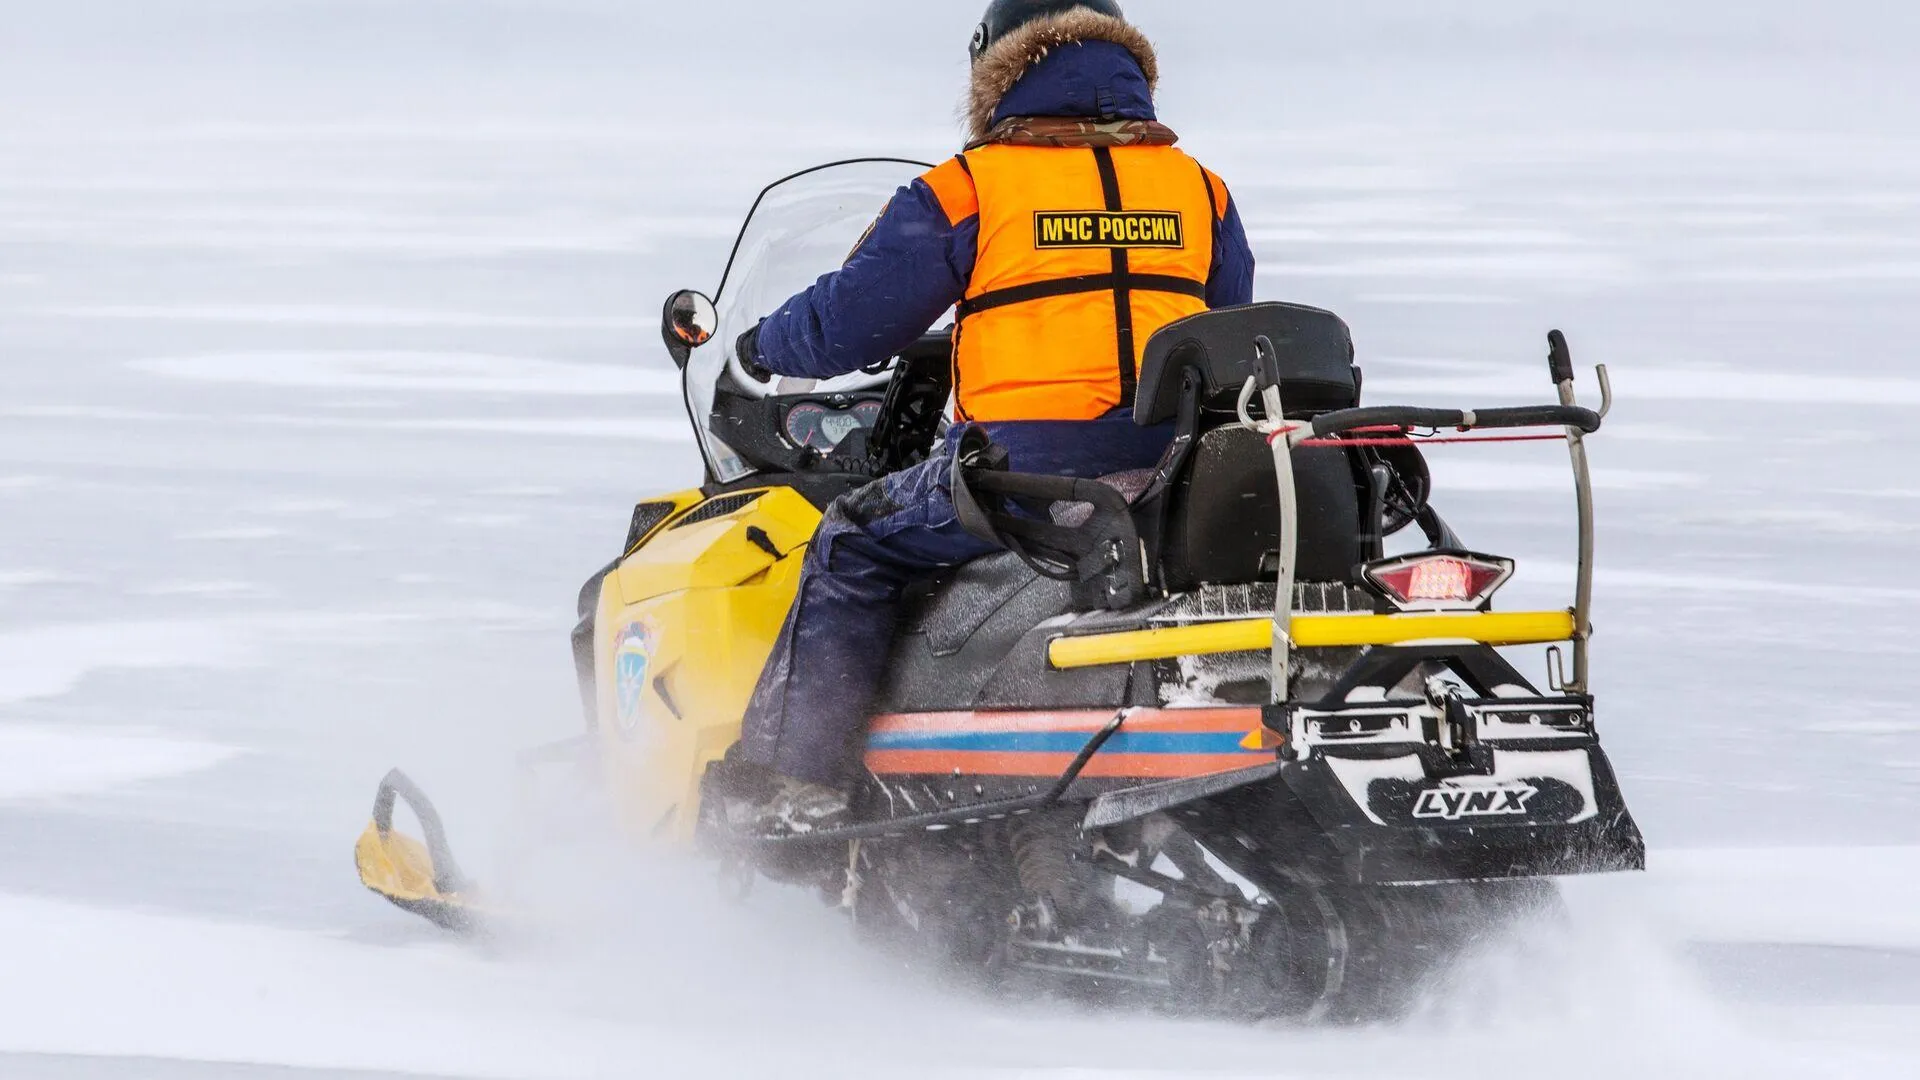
[{"x1": 780, "y1": 396, "x2": 884, "y2": 453}]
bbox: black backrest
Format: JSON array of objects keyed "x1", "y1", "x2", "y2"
[
  {"x1": 1160, "y1": 427, "x2": 1364, "y2": 591},
  {"x1": 1136, "y1": 302, "x2": 1360, "y2": 426}
]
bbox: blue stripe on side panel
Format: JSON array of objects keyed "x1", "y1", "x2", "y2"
[{"x1": 864, "y1": 731, "x2": 1252, "y2": 755}]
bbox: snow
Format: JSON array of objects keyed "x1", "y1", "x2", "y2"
[
  {"x1": 130, "y1": 581, "x2": 267, "y2": 599},
  {"x1": 0, "y1": 621, "x2": 254, "y2": 708},
  {"x1": 0, "y1": 856, "x2": 1917, "y2": 1079},
  {"x1": 0, "y1": 892, "x2": 636, "y2": 1079},
  {"x1": 9, "y1": 407, "x2": 686, "y2": 442},
  {"x1": 5, "y1": 0, "x2": 1920, "y2": 1075},
  {"x1": 174, "y1": 527, "x2": 288, "y2": 543},
  {"x1": 1375, "y1": 365, "x2": 1920, "y2": 408},
  {"x1": 0, "y1": 570, "x2": 75, "y2": 592},
  {"x1": 1621, "y1": 848, "x2": 1920, "y2": 953},
  {"x1": 47, "y1": 305, "x2": 654, "y2": 330},
  {"x1": 0, "y1": 727, "x2": 240, "y2": 802},
  {"x1": 1426, "y1": 461, "x2": 1707, "y2": 493},
  {"x1": 133, "y1": 352, "x2": 677, "y2": 397}
]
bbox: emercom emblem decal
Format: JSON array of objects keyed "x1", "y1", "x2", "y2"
[
  {"x1": 613, "y1": 620, "x2": 657, "y2": 738},
  {"x1": 1035, "y1": 211, "x2": 1184, "y2": 249}
]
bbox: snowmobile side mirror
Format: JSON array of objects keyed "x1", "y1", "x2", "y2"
[{"x1": 661, "y1": 290, "x2": 719, "y2": 368}]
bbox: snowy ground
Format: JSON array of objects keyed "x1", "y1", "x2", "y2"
[{"x1": 5, "y1": 1, "x2": 1920, "y2": 1076}]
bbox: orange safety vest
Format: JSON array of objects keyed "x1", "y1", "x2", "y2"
[{"x1": 921, "y1": 144, "x2": 1230, "y2": 423}]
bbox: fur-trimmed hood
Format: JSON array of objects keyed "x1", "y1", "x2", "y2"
[{"x1": 966, "y1": 9, "x2": 1159, "y2": 144}]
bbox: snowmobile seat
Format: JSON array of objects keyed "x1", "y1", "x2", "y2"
[
  {"x1": 1133, "y1": 302, "x2": 1360, "y2": 426},
  {"x1": 948, "y1": 303, "x2": 1369, "y2": 603},
  {"x1": 1131, "y1": 302, "x2": 1368, "y2": 591},
  {"x1": 1159, "y1": 427, "x2": 1364, "y2": 589}
]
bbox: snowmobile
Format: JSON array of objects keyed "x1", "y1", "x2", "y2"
[{"x1": 356, "y1": 158, "x2": 1643, "y2": 1020}]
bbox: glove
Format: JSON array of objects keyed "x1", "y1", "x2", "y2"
[{"x1": 735, "y1": 324, "x2": 775, "y2": 383}]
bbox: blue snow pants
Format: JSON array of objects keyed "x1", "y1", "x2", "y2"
[{"x1": 738, "y1": 417, "x2": 1170, "y2": 786}]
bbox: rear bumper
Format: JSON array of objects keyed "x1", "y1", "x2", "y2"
[
  {"x1": 1280, "y1": 747, "x2": 1644, "y2": 884},
  {"x1": 1275, "y1": 693, "x2": 1644, "y2": 883}
]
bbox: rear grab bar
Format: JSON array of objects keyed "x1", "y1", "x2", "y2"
[{"x1": 1307, "y1": 403, "x2": 1602, "y2": 439}]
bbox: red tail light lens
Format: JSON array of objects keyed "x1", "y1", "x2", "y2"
[{"x1": 1363, "y1": 552, "x2": 1514, "y2": 612}]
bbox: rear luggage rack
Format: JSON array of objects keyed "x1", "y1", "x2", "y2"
[
  {"x1": 1152, "y1": 582, "x2": 1379, "y2": 623},
  {"x1": 1244, "y1": 328, "x2": 1610, "y2": 703}
]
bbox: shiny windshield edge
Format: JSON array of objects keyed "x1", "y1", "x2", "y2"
[
  {"x1": 710, "y1": 157, "x2": 936, "y2": 306},
  {"x1": 683, "y1": 157, "x2": 937, "y2": 485}
]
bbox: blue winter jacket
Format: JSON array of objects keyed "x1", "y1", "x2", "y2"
[{"x1": 752, "y1": 41, "x2": 1257, "y2": 475}]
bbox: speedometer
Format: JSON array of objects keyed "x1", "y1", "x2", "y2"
[
  {"x1": 784, "y1": 403, "x2": 832, "y2": 450},
  {"x1": 783, "y1": 398, "x2": 884, "y2": 452},
  {"x1": 819, "y1": 411, "x2": 865, "y2": 447}
]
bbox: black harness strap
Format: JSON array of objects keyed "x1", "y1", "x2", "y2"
[
  {"x1": 1196, "y1": 162, "x2": 1220, "y2": 292},
  {"x1": 950, "y1": 153, "x2": 976, "y2": 419},
  {"x1": 956, "y1": 273, "x2": 1203, "y2": 319},
  {"x1": 1092, "y1": 147, "x2": 1136, "y2": 406},
  {"x1": 1118, "y1": 274, "x2": 1208, "y2": 300},
  {"x1": 958, "y1": 273, "x2": 1121, "y2": 318}
]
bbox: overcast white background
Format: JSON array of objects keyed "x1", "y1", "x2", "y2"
[{"x1": 4, "y1": 2, "x2": 1920, "y2": 1077}]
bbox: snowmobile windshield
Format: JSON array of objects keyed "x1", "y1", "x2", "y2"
[{"x1": 685, "y1": 158, "x2": 934, "y2": 483}]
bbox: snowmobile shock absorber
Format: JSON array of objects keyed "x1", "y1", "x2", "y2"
[{"x1": 1009, "y1": 810, "x2": 1103, "y2": 922}]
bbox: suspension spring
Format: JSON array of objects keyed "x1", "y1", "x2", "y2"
[{"x1": 1009, "y1": 811, "x2": 1098, "y2": 916}]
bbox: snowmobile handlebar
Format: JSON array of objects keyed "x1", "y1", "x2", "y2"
[{"x1": 1306, "y1": 403, "x2": 1603, "y2": 439}]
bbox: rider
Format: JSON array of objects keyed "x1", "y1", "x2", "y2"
[{"x1": 733, "y1": 0, "x2": 1256, "y2": 829}]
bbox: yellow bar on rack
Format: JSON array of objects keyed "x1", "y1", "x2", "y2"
[{"x1": 1047, "y1": 610, "x2": 1578, "y2": 670}]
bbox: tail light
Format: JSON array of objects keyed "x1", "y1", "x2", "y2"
[{"x1": 1362, "y1": 551, "x2": 1514, "y2": 612}]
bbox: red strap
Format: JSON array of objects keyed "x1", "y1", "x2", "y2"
[{"x1": 1266, "y1": 428, "x2": 1571, "y2": 449}]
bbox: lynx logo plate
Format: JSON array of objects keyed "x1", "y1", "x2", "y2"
[{"x1": 1412, "y1": 781, "x2": 1539, "y2": 822}]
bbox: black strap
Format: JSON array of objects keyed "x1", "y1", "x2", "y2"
[
  {"x1": 949, "y1": 159, "x2": 972, "y2": 421},
  {"x1": 956, "y1": 272, "x2": 1203, "y2": 318},
  {"x1": 1197, "y1": 162, "x2": 1221, "y2": 292},
  {"x1": 1092, "y1": 147, "x2": 1136, "y2": 406},
  {"x1": 949, "y1": 429, "x2": 1145, "y2": 609}
]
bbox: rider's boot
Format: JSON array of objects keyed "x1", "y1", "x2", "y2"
[{"x1": 758, "y1": 776, "x2": 851, "y2": 836}]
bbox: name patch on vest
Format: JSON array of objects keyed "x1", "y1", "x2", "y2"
[{"x1": 1034, "y1": 211, "x2": 1185, "y2": 250}]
